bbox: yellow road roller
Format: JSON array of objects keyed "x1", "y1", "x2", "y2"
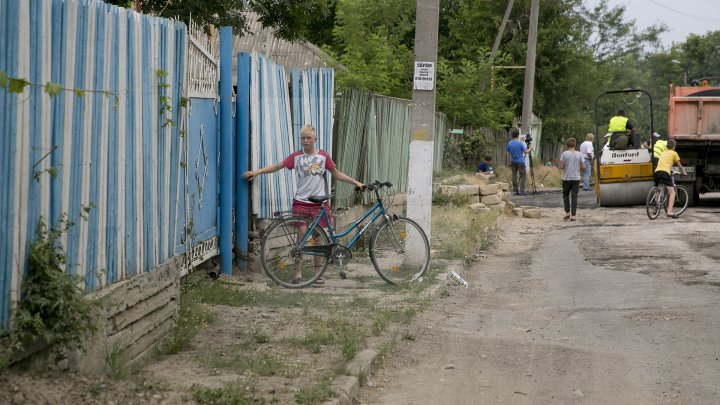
[{"x1": 593, "y1": 89, "x2": 655, "y2": 206}]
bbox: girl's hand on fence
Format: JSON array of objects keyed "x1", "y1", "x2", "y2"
[{"x1": 242, "y1": 170, "x2": 256, "y2": 180}]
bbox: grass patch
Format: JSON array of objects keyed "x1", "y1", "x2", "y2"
[
  {"x1": 432, "y1": 192, "x2": 471, "y2": 206},
  {"x1": 294, "y1": 378, "x2": 335, "y2": 405},
  {"x1": 200, "y1": 350, "x2": 293, "y2": 377},
  {"x1": 431, "y1": 205, "x2": 500, "y2": 259},
  {"x1": 348, "y1": 274, "x2": 378, "y2": 284},
  {"x1": 287, "y1": 315, "x2": 365, "y2": 360},
  {"x1": 155, "y1": 283, "x2": 215, "y2": 355},
  {"x1": 373, "y1": 334, "x2": 399, "y2": 369},
  {"x1": 187, "y1": 281, "x2": 330, "y2": 308}
]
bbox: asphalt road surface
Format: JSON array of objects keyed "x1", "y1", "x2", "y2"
[{"x1": 359, "y1": 194, "x2": 720, "y2": 404}]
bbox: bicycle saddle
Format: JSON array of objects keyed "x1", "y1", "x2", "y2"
[{"x1": 308, "y1": 195, "x2": 332, "y2": 203}]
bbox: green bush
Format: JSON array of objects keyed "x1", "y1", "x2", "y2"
[{"x1": 9, "y1": 216, "x2": 98, "y2": 362}]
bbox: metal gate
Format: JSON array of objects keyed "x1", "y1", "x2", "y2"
[{"x1": 176, "y1": 21, "x2": 219, "y2": 274}]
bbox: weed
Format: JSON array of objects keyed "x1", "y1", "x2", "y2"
[
  {"x1": 200, "y1": 350, "x2": 292, "y2": 377},
  {"x1": 401, "y1": 308, "x2": 417, "y2": 324},
  {"x1": 294, "y1": 378, "x2": 335, "y2": 405},
  {"x1": 106, "y1": 345, "x2": 128, "y2": 379},
  {"x1": 190, "y1": 280, "x2": 329, "y2": 308},
  {"x1": 251, "y1": 328, "x2": 271, "y2": 344},
  {"x1": 432, "y1": 192, "x2": 471, "y2": 206},
  {"x1": 373, "y1": 334, "x2": 398, "y2": 368},
  {"x1": 338, "y1": 322, "x2": 364, "y2": 360},
  {"x1": 401, "y1": 330, "x2": 416, "y2": 341},
  {"x1": 155, "y1": 283, "x2": 214, "y2": 355},
  {"x1": 371, "y1": 310, "x2": 391, "y2": 335},
  {"x1": 8, "y1": 215, "x2": 99, "y2": 363},
  {"x1": 349, "y1": 274, "x2": 377, "y2": 284},
  {"x1": 431, "y1": 205, "x2": 500, "y2": 258}
]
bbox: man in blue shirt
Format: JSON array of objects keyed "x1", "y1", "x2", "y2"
[{"x1": 506, "y1": 128, "x2": 532, "y2": 195}]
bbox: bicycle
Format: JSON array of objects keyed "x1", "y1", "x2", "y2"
[
  {"x1": 259, "y1": 180, "x2": 430, "y2": 288},
  {"x1": 645, "y1": 169, "x2": 689, "y2": 220}
]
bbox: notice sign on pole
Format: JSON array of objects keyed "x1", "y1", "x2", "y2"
[{"x1": 413, "y1": 61, "x2": 435, "y2": 90}]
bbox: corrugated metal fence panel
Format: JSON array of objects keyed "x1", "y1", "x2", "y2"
[
  {"x1": 332, "y1": 90, "x2": 416, "y2": 206},
  {"x1": 333, "y1": 89, "x2": 369, "y2": 208},
  {"x1": 249, "y1": 58, "x2": 336, "y2": 218},
  {"x1": 0, "y1": 0, "x2": 187, "y2": 331},
  {"x1": 290, "y1": 68, "x2": 334, "y2": 156},
  {"x1": 249, "y1": 53, "x2": 296, "y2": 218}
]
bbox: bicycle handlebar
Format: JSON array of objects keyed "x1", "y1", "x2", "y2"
[{"x1": 355, "y1": 180, "x2": 393, "y2": 191}]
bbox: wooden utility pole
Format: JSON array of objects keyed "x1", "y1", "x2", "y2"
[
  {"x1": 521, "y1": 0, "x2": 539, "y2": 135},
  {"x1": 407, "y1": 0, "x2": 439, "y2": 243}
]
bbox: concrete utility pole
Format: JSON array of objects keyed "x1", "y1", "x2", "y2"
[
  {"x1": 407, "y1": 0, "x2": 439, "y2": 242},
  {"x1": 521, "y1": 0, "x2": 539, "y2": 135}
]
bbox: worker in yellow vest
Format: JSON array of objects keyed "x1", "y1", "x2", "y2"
[
  {"x1": 652, "y1": 132, "x2": 668, "y2": 158},
  {"x1": 608, "y1": 109, "x2": 634, "y2": 134},
  {"x1": 606, "y1": 109, "x2": 635, "y2": 149}
]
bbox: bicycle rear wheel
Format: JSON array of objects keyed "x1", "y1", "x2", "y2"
[
  {"x1": 645, "y1": 187, "x2": 662, "y2": 220},
  {"x1": 260, "y1": 216, "x2": 329, "y2": 288},
  {"x1": 674, "y1": 186, "x2": 689, "y2": 216},
  {"x1": 369, "y1": 216, "x2": 429, "y2": 285}
]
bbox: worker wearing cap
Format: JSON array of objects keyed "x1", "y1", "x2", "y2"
[{"x1": 652, "y1": 132, "x2": 668, "y2": 158}]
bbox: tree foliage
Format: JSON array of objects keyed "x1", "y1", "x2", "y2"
[
  {"x1": 115, "y1": 0, "x2": 717, "y2": 159},
  {"x1": 131, "y1": 0, "x2": 330, "y2": 41}
]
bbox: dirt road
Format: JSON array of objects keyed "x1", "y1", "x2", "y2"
[{"x1": 359, "y1": 195, "x2": 720, "y2": 404}]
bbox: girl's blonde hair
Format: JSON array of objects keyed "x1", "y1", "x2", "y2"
[{"x1": 586, "y1": 133, "x2": 594, "y2": 141}]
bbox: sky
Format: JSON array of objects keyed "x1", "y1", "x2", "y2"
[{"x1": 584, "y1": 0, "x2": 720, "y2": 46}]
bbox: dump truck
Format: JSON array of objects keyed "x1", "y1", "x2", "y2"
[{"x1": 666, "y1": 80, "x2": 720, "y2": 205}]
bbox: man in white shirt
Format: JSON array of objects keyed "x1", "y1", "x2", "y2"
[{"x1": 579, "y1": 133, "x2": 595, "y2": 191}]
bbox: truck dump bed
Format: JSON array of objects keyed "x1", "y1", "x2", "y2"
[{"x1": 668, "y1": 85, "x2": 720, "y2": 141}]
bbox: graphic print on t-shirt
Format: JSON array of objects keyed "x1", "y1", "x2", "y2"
[
  {"x1": 283, "y1": 150, "x2": 336, "y2": 203},
  {"x1": 299, "y1": 154, "x2": 325, "y2": 177}
]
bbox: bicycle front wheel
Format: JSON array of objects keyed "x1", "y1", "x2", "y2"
[
  {"x1": 646, "y1": 187, "x2": 662, "y2": 220},
  {"x1": 260, "y1": 216, "x2": 329, "y2": 288},
  {"x1": 674, "y1": 186, "x2": 689, "y2": 216},
  {"x1": 369, "y1": 216, "x2": 430, "y2": 285}
]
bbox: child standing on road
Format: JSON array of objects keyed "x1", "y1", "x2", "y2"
[{"x1": 559, "y1": 138, "x2": 585, "y2": 221}]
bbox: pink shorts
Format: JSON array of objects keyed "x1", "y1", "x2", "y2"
[{"x1": 292, "y1": 200, "x2": 332, "y2": 228}]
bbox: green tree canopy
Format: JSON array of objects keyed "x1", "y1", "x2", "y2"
[{"x1": 112, "y1": 0, "x2": 331, "y2": 41}]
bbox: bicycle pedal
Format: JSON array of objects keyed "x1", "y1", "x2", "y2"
[{"x1": 339, "y1": 270, "x2": 347, "y2": 279}]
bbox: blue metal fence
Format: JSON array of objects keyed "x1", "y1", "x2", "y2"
[{"x1": 0, "y1": 0, "x2": 187, "y2": 330}]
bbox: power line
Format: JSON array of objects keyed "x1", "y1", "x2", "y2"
[{"x1": 648, "y1": 0, "x2": 720, "y2": 25}]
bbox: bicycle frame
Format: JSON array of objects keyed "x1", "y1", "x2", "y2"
[{"x1": 298, "y1": 199, "x2": 388, "y2": 250}]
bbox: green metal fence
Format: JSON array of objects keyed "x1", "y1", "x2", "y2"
[{"x1": 332, "y1": 89, "x2": 446, "y2": 208}]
